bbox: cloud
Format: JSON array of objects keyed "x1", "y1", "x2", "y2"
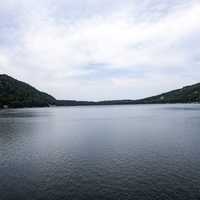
[{"x1": 0, "y1": 0, "x2": 200, "y2": 100}]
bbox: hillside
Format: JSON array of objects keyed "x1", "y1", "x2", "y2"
[
  {"x1": 0, "y1": 74, "x2": 199, "y2": 108},
  {"x1": 0, "y1": 74, "x2": 56, "y2": 108},
  {"x1": 136, "y1": 83, "x2": 200, "y2": 104},
  {"x1": 57, "y1": 84, "x2": 200, "y2": 106}
]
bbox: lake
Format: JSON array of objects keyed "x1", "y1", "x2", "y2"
[{"x1": 1, "y1": 104, "x2": 200, "y2": 200}]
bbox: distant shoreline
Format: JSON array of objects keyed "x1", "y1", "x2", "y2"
[
  {"x1": 1, "y1": 102, "x2": 200, "y2": 111},
  {"x1": 1, "y1": 74, "x2": 200, "y2": 109}
]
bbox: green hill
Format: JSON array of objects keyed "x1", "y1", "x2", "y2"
[
  {"x1": 0, "y1": 74, "x2": 56, "y2": 108},
  {"x1": 57, "y1": 83, "x2": 200, "y2": 106},
  {"x1": 0, "y1": 74, "x2": 199, "y2": 108},
  {"x1": 136, "y1": 83, "x2": 200, "y2": 104}
]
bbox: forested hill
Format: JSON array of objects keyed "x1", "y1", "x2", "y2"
[
  {"x1": 57, "y1": 83, "x2": 200, "y2": 105},
  {"x1": 135, "y1": 83, "x2": 200, "y2": 104},
  {"x1": 0, "y1": 74, "x2": 199, "y2": 108},
  {"x1": 0, "y1": 74, "x2": 56, "y2": 108}
]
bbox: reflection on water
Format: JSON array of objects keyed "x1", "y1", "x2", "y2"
[{"x1": 1, "y1": 104, "x2": 200, "y2": 200}]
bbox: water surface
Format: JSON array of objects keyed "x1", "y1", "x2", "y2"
[{"x1": 1, "y1": 104, "x2": 200, "y2": 200}]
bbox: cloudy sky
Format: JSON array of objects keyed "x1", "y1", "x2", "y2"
[{"x1": 0, "y1": 0, "x2": 200, "y2": 100}]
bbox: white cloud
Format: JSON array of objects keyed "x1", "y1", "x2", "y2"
[{"x1": 0, "y1": 0, "x2": 200, "y2": 100}]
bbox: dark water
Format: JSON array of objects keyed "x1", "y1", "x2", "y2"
[{"x1": 1, "y1": 104, "x2": 200, "y2": 200}]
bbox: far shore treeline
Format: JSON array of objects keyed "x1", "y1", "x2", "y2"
[{"x1": 0, "y1": 74, "x2": 200, "y2": 108}]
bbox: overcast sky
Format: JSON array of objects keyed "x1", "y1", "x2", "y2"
[{"x1": 0, "y1": 0, "x2": 200, "y2": 100}]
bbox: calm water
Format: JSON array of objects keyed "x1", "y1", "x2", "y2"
[{"x1": 1, "y1": 104, "x2": 200, "y2": 200}]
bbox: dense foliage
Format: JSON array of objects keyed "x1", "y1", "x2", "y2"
[
  {"x1": 57, "y1": 84, "x2": 200, "y2": 106},
  {"x1": 137, "y1": 83, "x2": 200, "y2": 104},
  {"x1": 0, "y1": 74, "x2": 56, "y2": 108},
  {"x1": 0, "y1": 74, "x2": 199, "y2": 108}
]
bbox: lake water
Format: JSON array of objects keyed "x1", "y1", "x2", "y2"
[{"x1": 1, "y1": 104, "x2": 200, "y2": 200}]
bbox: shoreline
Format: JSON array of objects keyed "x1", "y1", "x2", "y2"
[{"x1": 1, "y1": 102, "x2": 199, "y2": 110}]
